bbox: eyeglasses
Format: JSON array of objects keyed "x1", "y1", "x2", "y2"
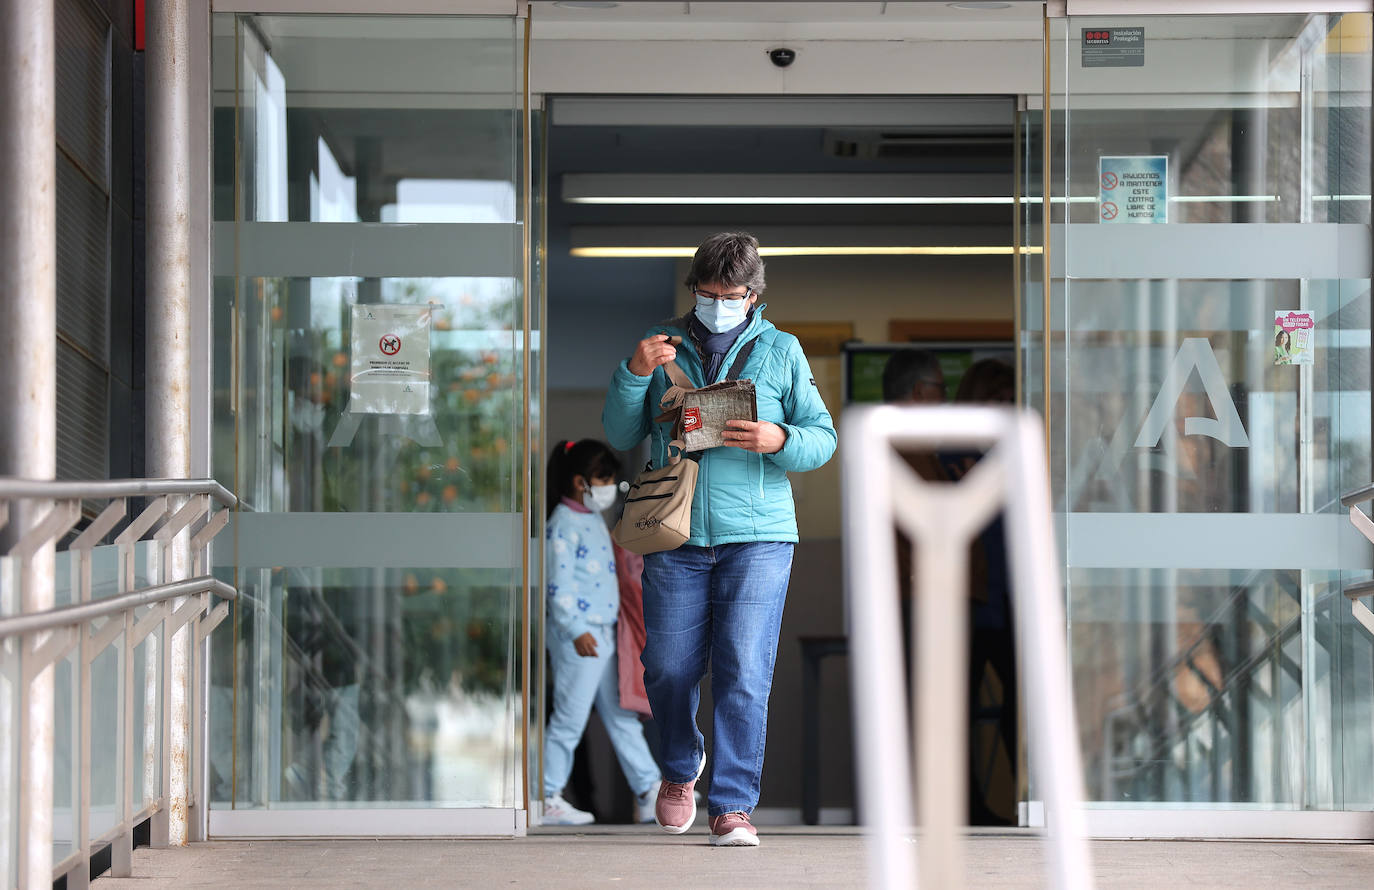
[{"x1": 693, "y1": 288, "x2": 752, "y2": 303}]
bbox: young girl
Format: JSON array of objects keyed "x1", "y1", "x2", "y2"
[{"x1": 542, "y1": 439, "x2": 662, "y2": 825}]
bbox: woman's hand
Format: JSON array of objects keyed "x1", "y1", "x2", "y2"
[
  {"x1": 722, "y1": 420, "x2": 786, "y2": 454},
  {"x1": 573, "y1": 632, "x2": 599, "y2": 657},
  {"x1": 628, "y1": 334, "x2": 677, "y2": 377}
]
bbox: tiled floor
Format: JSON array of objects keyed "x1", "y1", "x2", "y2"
[{"x1": 88, "y1": 826, "x2": 1374, "y2": 889}]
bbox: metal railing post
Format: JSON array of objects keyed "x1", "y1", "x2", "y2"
[
  {"x1": 843, "y1": 406, "x2": 1093, "y2": 890},
  {"x1": 147, "y1": 0, "x2": 195, "y2": 850},
  {"x1": 111, "y1": 608, "x2": 135, "y2": 879},
  {"x1": 0, "y1": 480, "x2": 236, "y2": 884},
  {"x1": 0, "y1": 1, "x2": 57, "y2": 886}
]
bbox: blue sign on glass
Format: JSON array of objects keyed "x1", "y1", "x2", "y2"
[{"x1": 1098, "y1": 155, "x2": 1168, "y2": 224}]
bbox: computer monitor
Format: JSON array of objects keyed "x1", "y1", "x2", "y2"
[{"x1": 842, "y1": 341, "x2": 1015, "y2": 404}]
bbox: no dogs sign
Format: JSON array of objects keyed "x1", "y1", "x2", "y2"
[{"x1": 349, "y1": 304, "x2": 432, "y2": 415}]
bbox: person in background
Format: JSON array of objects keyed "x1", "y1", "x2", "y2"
[
  {"x1": 942, "y1": 357, "x2": 1018, "y2": 826},
  {"x1": 881, "y1": 347, "x2": 946, "y2": 405},
  {"x1": 603, "y1": 232, "x2": 836, "y2": 847},
  {"x1": 542, "y1": 439, "x2": 662, "y2": 826},
  {"x1": 880, "y1": 348, "x2": 952, "y2": 685}
]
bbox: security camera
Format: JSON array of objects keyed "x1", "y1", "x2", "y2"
[{"x1": 768, "y1": 48, "x2": 797, "y2": 68}]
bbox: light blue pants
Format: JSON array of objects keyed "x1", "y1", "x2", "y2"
[{"x1": 543, "y1": 622, "x2": 661, "y2": 799}]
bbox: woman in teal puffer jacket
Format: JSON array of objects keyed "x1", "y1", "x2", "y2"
[{"x1": 602, "y1": 232, "x2": 836, "y2": 847}]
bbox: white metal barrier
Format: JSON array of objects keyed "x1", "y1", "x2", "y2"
[
  {"x1": 841, "y1": 406, "x2": 1092, "y2": 890},
  {"x1": 0, "y1": 478, "x2": 235, "y2": 889},
  {"x1": 1339, "y1": 483, "x2": 1374, "y2": 637}
]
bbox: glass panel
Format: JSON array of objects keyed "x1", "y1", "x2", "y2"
[
  {"x1": 211, "y1": 13, "x2": 526, "y2": 811},
  {"x1": 1055, "y1": 12, "x2": 1372, "y2": 808},
  {"x1": 51, "y1": 653, "x2": 75, "y2": 866},
  {"x1": 89, "y1": 636, "x2": 121, "y2": 841}
]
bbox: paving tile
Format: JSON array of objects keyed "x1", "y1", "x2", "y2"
[{"x1": 89, "y1": 830, "x2": 1374, "y2": 889}]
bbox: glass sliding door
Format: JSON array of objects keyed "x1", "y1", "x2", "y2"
[
  {"x1": 210, "y1": 12, "x2": 533, "y2": 834},
  {"x1": 1038, "y1": 8, "x2": 1374, "y2": 832}
]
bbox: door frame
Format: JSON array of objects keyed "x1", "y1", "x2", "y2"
[
  {"x1": 200, "y1": 0, "x2": 1374, "y2": 839},
  {"x1": 1039, "y1": 0, "x2": 1374, "y2": 840}
]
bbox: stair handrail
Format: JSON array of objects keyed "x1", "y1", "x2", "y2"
[
  {"x1": 0, "y1": 477, "x2": 237, "y2": 888},
  {"x1": 1339, "y1": 483, "x2": 1374, "y2": 637}
]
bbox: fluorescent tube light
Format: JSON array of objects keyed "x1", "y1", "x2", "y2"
[
  {"x1": 570, "y1": 196, "x2": 1021, "y2": 205},
  {"x1": 562, "y1": 173, "x2": 1010, "y2": 206},
  {"x1": 571, "y1": 246, "x2": 1043, "y2": 259}
]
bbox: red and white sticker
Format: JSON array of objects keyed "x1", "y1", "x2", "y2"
[{"x1": 683, "y1": 407, "x2": 702, "y2": 432}]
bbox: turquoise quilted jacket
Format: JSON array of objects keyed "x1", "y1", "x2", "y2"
[{"x1": 602, "y1": 305, "x2": 837, "y2": 546}]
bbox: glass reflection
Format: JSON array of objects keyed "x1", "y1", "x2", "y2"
[
  {"x1": 211, "y1": 12, "x2": 525, "y2": 811},
  {"x1": 1059, "y1": 13, "x2": 1373, "y2": 808}
]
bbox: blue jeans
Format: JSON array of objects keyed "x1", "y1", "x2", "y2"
[
  {"x1": 641, "y1": 541, "x2": 794, "y2": 818},
  {"x1": 543, "y1": 622, "x2": 661, "y2": 800}
]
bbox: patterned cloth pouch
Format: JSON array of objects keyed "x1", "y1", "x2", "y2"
[{"x1": 678, "y1": 380, "x2": 758, "y2": 452}]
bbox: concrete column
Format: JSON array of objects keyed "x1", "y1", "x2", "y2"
[
  {"x1": 0, "y1": 1, "x2": 57, "y2": 886},
  {"x1": 146, "y1": 0, "x2": 193, "y2": 848}
]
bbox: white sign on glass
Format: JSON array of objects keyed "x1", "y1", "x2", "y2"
[{"x1": 349, "y1": 304, "x2": 432, "y2": 415}]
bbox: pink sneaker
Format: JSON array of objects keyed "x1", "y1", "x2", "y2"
[
  {"x1": 709, "y1": 811, "x2": 759, "y2": 847},
  {"x1": 655, "y1": 751, "x2": 706, "y2": 834}
]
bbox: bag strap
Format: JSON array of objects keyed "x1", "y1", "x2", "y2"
[
  {"x1": 665, "y1": 438, "x2": 686, "y2": 465},
  {"x1": 724, "y1": 337, "x2": 758, "y2": 382},
  {"x1": 663, "y1": 359, "x2": 692, "y2": 390}
]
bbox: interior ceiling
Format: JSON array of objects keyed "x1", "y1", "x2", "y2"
[
  {"x1": 531, "y1": 2, "x2": 1311, "y2": 41},
  {"x1": 547, "y1": 119, "x2": 1016, "y2": 239},
  {"x1": 532, "y1": 0, "x2": 1045, "y2": 40},
  {"x1": 535, "y1": 1, "x2": 1042, "y2": 23}
]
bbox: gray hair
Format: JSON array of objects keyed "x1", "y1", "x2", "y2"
[
  {"x1": 882, "y1": 349, "x2": 944, "y2": 403},
  {"x1": 684, "y1": 232, "x2": 767, "y2": 296}
]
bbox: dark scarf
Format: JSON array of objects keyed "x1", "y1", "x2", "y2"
[{"x1": 688, "y1": 309, "x2": 754, "y2": 382}]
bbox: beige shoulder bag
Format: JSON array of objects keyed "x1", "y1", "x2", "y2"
[{"x1": 612, "y1": 358, "x2": 699, "y2": 555}]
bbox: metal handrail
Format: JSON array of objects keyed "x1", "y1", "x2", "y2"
[
  {"x1": 0, "y1": 576, "x2": 235, "y2": 638},
  {"x1": 1345, "y1": 579, "x2": 1374, "y2": 602},
  {"x1": 1340, "y1": 483, "x2": 1374, "y2": 508},
  {"x1": 0, "y1": 476, "x2": 237, "y2": 888},
  {"x1": 0, "y1": 476, "x2": 237, "y2": 508},
  {"x1": 1340, "y1": 481, "x2": 1374, "y2": 638}
]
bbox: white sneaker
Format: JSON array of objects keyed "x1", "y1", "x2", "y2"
[
  {"x1": 544, "y1": 793, "x2": 594, "y2": 826},
  {"x1": 635, "y1": 781, "x2": 662, "y2": 823}
]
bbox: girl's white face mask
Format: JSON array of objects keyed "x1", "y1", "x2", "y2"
[
  {"x1": 694, "y1": 293, "x2": 751, "y2": 334},
  {"x1": 584, "y1": 483, "x2": 618, "y2": 513}
]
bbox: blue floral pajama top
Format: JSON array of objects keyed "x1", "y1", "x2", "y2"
[{"x1": 545, "y1": 499, "x2": 619, "y2": 641}]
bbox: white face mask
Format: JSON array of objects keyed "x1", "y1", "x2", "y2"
[
  {"x1": 694, "y1": 294, "x2": 751, "y2": 334},
  {"x1": 583, "y1": 483, "x2": 618, "y2": 513}
]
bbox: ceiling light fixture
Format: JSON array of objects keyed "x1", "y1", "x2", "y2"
[
  {"x1": 563, "y1": 173, "x2": 1282, "y2": 207},
  {"x1": 571, "y1": 196, "x2": 1014, "y2": 205},
  {"x1": 563, "y1": 173, "x2": 1011, "y2": 206},
  {"x1": 571, "y1": 246, "x2": 1043, "y2": 259},
  {"x1": 569, "y1": 195, "x2": 1278, "y2": 207}
]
